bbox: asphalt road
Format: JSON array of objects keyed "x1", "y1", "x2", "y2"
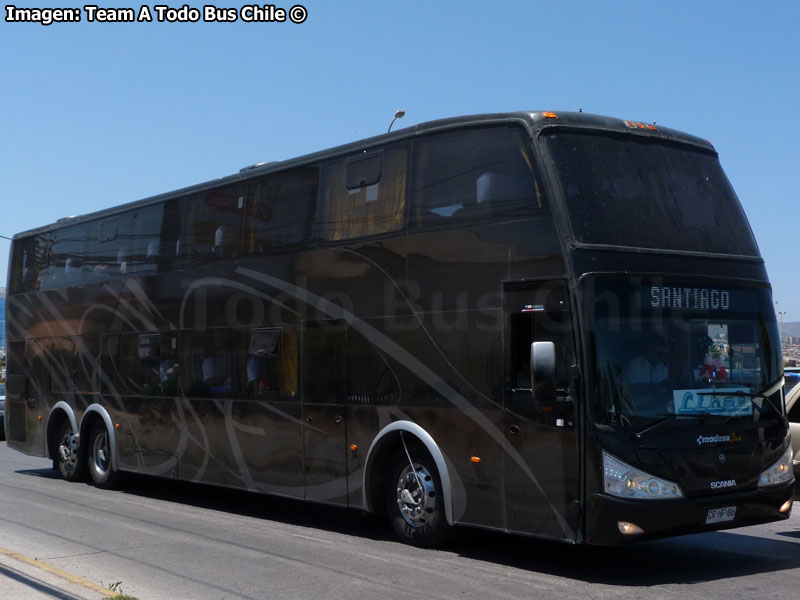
[{"x1": 1, "y1": 441, "x2": 799, "y2": 600}]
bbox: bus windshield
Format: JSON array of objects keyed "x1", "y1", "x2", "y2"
[
  {"x1": 544, "y1": 131, "x2": 759, "y2": 256},
  {"x1": 589, "y1": 278, "x2": 782, "y2": 425}
]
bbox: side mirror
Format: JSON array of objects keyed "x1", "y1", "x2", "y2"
[
  {"x1": 531, "y1": 342, "x2": 573, "y2": 423},
  {"x1": 531, "y1": 341, "x2": 556, "y2": 401}
]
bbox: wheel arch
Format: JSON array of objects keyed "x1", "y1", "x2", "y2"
[
  {"x1": 45, "y1": 401, "x2": 79, "y2": 459},
  {"x1": 79, "y1": 404, "x2": 119, "y2": 472},
  {"x1": 362, "y1": 421, "x2": 454, "y2": 526}
]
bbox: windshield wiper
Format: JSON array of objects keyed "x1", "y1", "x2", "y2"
[
  {"x1": 633, "y1": 412, "x2": 713, "y2": 440},
  {"x1": 694, "y1": 378, "x2": 787, "y2": 426}
]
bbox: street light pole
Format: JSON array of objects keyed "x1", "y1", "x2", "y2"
[{"x1": 777, "y1": 311, "x2": 787, "y2": 342}]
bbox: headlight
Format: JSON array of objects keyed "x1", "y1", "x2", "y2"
[
  {"x1": 603, "y1": 451, "x2": 683, "y2": 500},
  {"x1": 758, "y1": 445, "x2": 794, "y2": 488}
]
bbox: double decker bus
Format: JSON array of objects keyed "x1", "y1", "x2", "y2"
[{"x1": 3, "y1": 111, "x2": 793, "y2": 546}]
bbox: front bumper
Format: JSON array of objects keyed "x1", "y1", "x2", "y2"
[{"x1": 585, "y1": 482, "x2": 793, "y2": 544}]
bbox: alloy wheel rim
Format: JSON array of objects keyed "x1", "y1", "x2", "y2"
[
  {"x1": 92, "y1": 430, "x2": 110, "y2": 477},
  {"x1": 395, "y1": 463, "x2": 436, "y2": 527}
]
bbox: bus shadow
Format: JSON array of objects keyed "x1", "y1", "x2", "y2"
[
  {"x1": 117, "y1": 474, "x2": 800, "y2": 585},
  {"x1": 17, "y1": 468, "x2": 800, "y2": 585},
  {"x1": 116, "y1": 473, "x2": 396, "y2": 543},
  {"x1": 449, "y1": 526, "x2": 800, "y2": 585}
]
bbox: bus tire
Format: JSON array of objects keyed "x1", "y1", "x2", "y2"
[
  {"x1": 385, "y1": 444, "x2": 450, "y2": 548},
  {"x1": 52, "y1": 419, "x2": 83, "y2": 482},
  {"x1": 86, "y1": 421, "x2": 119, "y2": 489}
]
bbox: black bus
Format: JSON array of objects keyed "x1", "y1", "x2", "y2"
[{"x1": 3, "y1": 111, "x2": 793, "y2": 546}]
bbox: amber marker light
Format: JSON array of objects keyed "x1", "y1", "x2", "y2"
[
  {"x1": 542, "y1": 112, "x2": 558, "y2": 119},
  {"x1": 780, "y1": 500, "x2": 792, "y2": 513},
  {"x1": 37, "y1": 416, "x2": 42, "y2": 422},
  {"x1": 350, "y1": 444, "x2": 358, "y2": 452},
  {"x1": 115, "y1": 423, "x2": 120, "y2": 429},
  {"x1": 471, "y1": 457, "x2": 481, "y2": 463}
]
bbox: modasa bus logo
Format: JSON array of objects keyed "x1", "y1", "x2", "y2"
[{"x1": 696, "y1": 433, "x2": 742, "y2": 446}]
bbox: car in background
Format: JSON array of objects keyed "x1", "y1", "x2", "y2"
[
  {"x1": 784, "y1": 371, "x2": 800, "y2": 392},
  {"x1": 786, "y1": 381, "x2": 800, "y2": 498},
  {"x1": 0, "y1": 382, "x2": 5, "y2": 441}
]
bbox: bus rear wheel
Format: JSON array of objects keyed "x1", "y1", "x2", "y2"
[
  {"x1": 86, "y1": 421, "x2": 119, "y2": 489},
  {"x1": 53, "y1": 420, "x2": 83, "y2": 482},
  {"x1": 385, "y1": 445, "x2": 450, "y2": 547}
]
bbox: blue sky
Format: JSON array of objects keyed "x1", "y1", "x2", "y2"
[{"x1": 1, "y1": 1, "x2": 798, "y2": 315}]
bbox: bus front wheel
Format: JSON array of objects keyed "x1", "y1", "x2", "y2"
[
  {"x1": 385, "y1": 444, "x2": 450, "y2": 547},
  {"x1": 86, "y1": 421, "x2": 119, "y2": 489}
]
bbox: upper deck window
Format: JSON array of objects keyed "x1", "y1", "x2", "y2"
[
  {"x1": 182, "y1": 185, "x2": 244, "y2": 267},
  {"x1": 317, "y1": 143, "x2": 407, "y2": 242},
  {"x1": 85, "y1": 204, "x2": 164, "y2": 280},
  {"x1": 410, "y1": 126, "x2": 545, "y2": 229},
  {"x1": 39, "y1": 224, "x2": 85, "y2": 290},
  {"x1": 9, "y1": 234, "x2": 51, "y2": 294},
  {"x1": 544, "y1": 131, "x2": 759, "y2": 256},
  {"x1": 244, "y1": 167, "x2": 317, "y2": 254}
]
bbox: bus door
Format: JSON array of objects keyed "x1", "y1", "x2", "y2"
[
  {"x1": 503, "y1": 280, "x2": 580, "y2": 541},
  {"x1": 302, "y1": 321, "x2": 349, "y2": 504},
  {"x1": 6, "y1": 339, "x2": 46, "y2": 454},
  {"x1": 4, "y1": 341, "x2": 36, "y2": 452}
]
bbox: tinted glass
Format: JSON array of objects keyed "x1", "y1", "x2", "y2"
[
  {"x1": 303, "y1": 321, "x2": 345, "y2": 404},
  {"x1": 241, "y1": 327, "x2": 299, "y2": 401},
  {"x1": 40, "y1": 225, "x2": 85, "y2": 290},
  {"x1": 85, "y1": 204, "x2": 164, "y2": 281},
  {"x1": 588, "y1": 278, "x2": 781, "y2": 426},
  {"x1": 545, "y1": 132, "x2": 759, "y2": 255},
  {"x1": 158, "y1": 198, "x2": 182, "y2": 273},
  {"x1": 317, "y1": 144, "x2": 407, "y2": 241},
  {"x1": 181, "y1": 329, "x2": 238, "y2": 398},
  {"x1": 182, "y1": 186, "x2": 243, "y2": 267},
  {"x1": 411, "y1": 126, "x2": 545, "y2": 229},
  {"x1": 102, "y1": 333, "x2": 178, "y2": 397},
  {"x1": 48, "y1": 336, "x2": 98, "y2": 394},
  {"x1": 9, "y1": 235, "x2": 50, "y2": 294},
  {"x1": 244, "y1": 167, "x2": 316, "y2": 254},
  {"x1": 346, "y1": 328, "x2": 400, "y2": 405},
  {"x1": 346, "y1": 153, "x2": 382, "y2": 189}
]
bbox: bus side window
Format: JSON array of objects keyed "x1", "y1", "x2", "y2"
[
  {"x1": 303, "y1": 321, "x2": 346, "y2": 404},
  {"x1": 158, "y1": 198, "x2": 182, "y2": 273},
  {"x1": 316, "y1": 143, "x2": 407, "y2": 242},
  {"x1": 410, "y1": 127, "x2": 544, "y2": 229},
  {"x1": 507, "y1": 282, "x2": 575, "y2": 418},
  {"x1": 9, "y1": 236, "x2": 47, "y2": 294},
  {"x1": 243, "y1": 327, "x2": 299, "y2": 401},
  {"x1": 346, "y1": 329, "x2": 400, "y2": 405},
  {"x1": 102, "y1": 334, "x2": 141, "y2": 396},
  {"x1": 40, "y1": 224, "x2": 85, "y2": 290},
  {"x1": 86, "y1": 218, "x2": 119, "y2": 280},
  {"x1": 244, "y1": 167, "x2": 317, "y2": 255},
  {"x1": 181, "y1": 330, "x2": 237, "y2": 398},
  {"x1": 120, "y1": 205, "x2": 163, "y2": 276},
  {"x1": 46, "y1": 336, "x2": 97, "y2": 394},
  {"x1": 182, "y1": 185, "x2": 244, "y2": 268}
]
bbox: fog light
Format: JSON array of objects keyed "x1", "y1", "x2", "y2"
[
  {"x1": 618, "y1": 521, "x2": 645, "y2": 535},
  {"x1": 780, "y1": 500, "x2": 792, "y2": 513}
]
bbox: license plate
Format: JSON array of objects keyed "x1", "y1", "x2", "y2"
[{"x1": 705, "y1": 506, "x2": 736, "y2": 524}]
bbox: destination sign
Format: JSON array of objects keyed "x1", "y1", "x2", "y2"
[{"x1": 650, "y1": 286, "x2": 731, "y2": 311}]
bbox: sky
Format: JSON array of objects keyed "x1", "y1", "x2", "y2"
[{"x1": 1, "y1": 0, "x2": 799, "y2": 316}]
